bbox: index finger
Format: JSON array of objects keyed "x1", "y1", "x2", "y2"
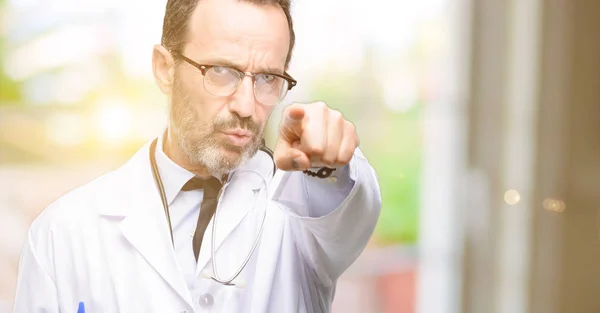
[{"x1": 281, "y1": 104, "x2": 305, "y2": 137}]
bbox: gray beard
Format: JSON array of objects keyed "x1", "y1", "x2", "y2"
[
  {"x1": 175, "y1": 129, "x2": 259, "y2": 178},
  {"x1": 169, "y1": 75, "x2": 263, "y2": 177}
]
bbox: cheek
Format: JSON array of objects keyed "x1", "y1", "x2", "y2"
[
  {"x1": 181, "y1": 71, "x2": 228, "y2": 119},
  {"x1": 257, "y1": 105, "x2": 275, "y2": 125}
]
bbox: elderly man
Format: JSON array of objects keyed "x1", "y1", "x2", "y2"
[{"x1": 13, "y1": 0, "x2": 382, "y2": 312}]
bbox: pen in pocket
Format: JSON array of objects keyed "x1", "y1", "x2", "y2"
[{"x1": 77, "y1": 302, "x2": 85, "y2": 313}]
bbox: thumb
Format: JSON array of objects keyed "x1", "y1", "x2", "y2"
[{"x1": 274, "y1": 138, "x2": 311, "y2": 171}]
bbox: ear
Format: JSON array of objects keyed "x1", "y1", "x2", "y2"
[{"x1": 152, "y1": 45, "x2": 175, "y2": 94}]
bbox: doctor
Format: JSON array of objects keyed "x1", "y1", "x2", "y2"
[{"x1": 13, "y1": 0, "x2": 382, "y2": 312}]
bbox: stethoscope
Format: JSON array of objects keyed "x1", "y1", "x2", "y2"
[{"x1": 149, "y1": 137, "x2": 275, "y2": 287}]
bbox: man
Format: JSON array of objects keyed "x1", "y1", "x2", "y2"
[{"x1": 13, "y1": 0, "x2": 382, "y2": 312}]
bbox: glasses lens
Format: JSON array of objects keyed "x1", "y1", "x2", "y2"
[
  {"x1": 203, "y1": 66, "x2": 241, "y2": 97},
  {"x1": 254, "y1": 74, "x2": 289, "y2": 106}
]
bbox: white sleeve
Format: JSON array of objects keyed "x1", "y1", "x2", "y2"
[
  {"x1": 13, "y1": 225, "x2": 60, "y2": 313},
  {"x1": 272, "y1": 148, "x2": 382, "y2": 285}
]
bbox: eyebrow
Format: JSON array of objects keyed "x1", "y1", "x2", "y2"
[{"x1": 202, "y1": 57, "x2": 284, "y2": 75}]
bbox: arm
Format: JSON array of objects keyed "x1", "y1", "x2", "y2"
[
  {"x1": 273, "y1": 148, "x2": 382, "y2": 285},
  {"x1": 13, "y1": 226, "x2": 60, "y2": 313}
]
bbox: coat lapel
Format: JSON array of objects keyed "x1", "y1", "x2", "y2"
[
  {"x1": 98, "y1": 141, "x2": 193, "y2": 308},
  {"x1": 196, "y1": 182, "x2": 255, "y2": 273},
  {"x1": 248, "y1": 172, "x2": 287, "y2": 313},
  {"x1": 196, "y1": 150, "x2": 275, "y2": 273}
]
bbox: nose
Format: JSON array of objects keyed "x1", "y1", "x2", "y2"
[{"x1": 228, "y1": 75, "x2": 256, "y2": 118}]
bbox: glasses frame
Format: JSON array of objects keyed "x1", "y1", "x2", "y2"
[{"x1": 170, "y1": 50, "x2": 297, "y2": 104}]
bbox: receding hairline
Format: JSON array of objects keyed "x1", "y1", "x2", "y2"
[{"x1": 161, "y1": 0, "x2": 295, "y2": 67}]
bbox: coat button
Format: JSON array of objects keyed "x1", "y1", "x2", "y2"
[{"x1": 199, "y1": 293, "x2": 214, "y2": 309}]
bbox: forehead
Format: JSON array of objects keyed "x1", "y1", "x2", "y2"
[{"x1": 185, "y1": 0, "x2": 290, "y2": 70}]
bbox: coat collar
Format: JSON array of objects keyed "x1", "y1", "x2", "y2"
[{"x1": 154, "y1": 132, "x2": 196, "y2": 206}]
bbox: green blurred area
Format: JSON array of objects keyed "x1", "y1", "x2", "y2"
[
  {"x1": 373, "y1": 108, "x2": 421, "y2": 245},
  {"x1": 308, "y1": 67, "x2": 422, "y2": 245},
  {"x1": 0, "y1": 0, "x2": 22, "y2": 105}
]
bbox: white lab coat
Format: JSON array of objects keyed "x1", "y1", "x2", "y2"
[{"x1": 12, "y1": 139, "x2": 382, "y2": 313}]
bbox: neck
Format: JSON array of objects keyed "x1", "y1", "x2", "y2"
[{"x1": 163, "y1": 128, "x2": 213, "y2": 179}]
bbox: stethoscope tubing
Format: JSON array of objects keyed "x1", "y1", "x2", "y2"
[
  {"x1": 149, "y1": 137, "x2": 271, "y2": 287},
  {"x1": 210, "y1": 169, "x2": 268, "y2": 285}
]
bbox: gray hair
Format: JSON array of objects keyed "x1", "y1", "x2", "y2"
[{"x1": 160, "y1": 0, "x2": 295, "y2": 67}]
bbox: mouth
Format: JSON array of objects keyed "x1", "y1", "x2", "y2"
[{"x1": 219, "y1": 129, "x2": 254, "y2": 147}]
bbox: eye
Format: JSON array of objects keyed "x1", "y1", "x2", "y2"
[
  {"x1": 212, "y1": 66, "x2": 229, "y2": 75},
  {"x1": 257, "y1": 74, "x2": 280, "y2": 85},
  {"x1": 262, "y1": 74, "x2": 276, "y2": 82}
]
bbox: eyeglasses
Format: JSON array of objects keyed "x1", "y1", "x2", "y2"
[{"x1": 171, "y1": 51, "x2": 297, "y2": 106}]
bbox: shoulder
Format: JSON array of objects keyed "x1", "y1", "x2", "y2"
[
  {"x1": 20, "y1": 168, "x2": 122, "y2": 271},
  {"x1": 28, "y1": 167, "x2": 118, "y2": 239},
  {"x1": 29, "y1": 143, "x2": 148, "y2": 241}
]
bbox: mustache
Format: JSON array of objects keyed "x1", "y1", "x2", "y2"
[{"x1": 213, "y1": 115, "x2": 260, "y2": 135}]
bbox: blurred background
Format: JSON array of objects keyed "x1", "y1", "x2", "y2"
[{"x1": 1, "y1": 0, "x2": 599, "y2": 312}]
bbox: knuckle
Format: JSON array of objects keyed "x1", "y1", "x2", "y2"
[
  {"x1": 345, "y1": 121, "x2": 356, "y2": 133},
  {"x1": 307, "y1": 144, "x2": 325, "y2": 156},
  {"x1": 339, "y1": 155, "x2": 353, "y2": 165},
  {"x1": 313, "y1": 101, "x2": 327, "y2": 111},
  {"x1": 330, "y1": 110, "x2": 343, "y2": 122},
  {"x1": 312, "y1": 147, "x2": 326, "y2": 156},
  {"x1": 321, "y1": 154, "x2": 336, "y2": 165}
]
